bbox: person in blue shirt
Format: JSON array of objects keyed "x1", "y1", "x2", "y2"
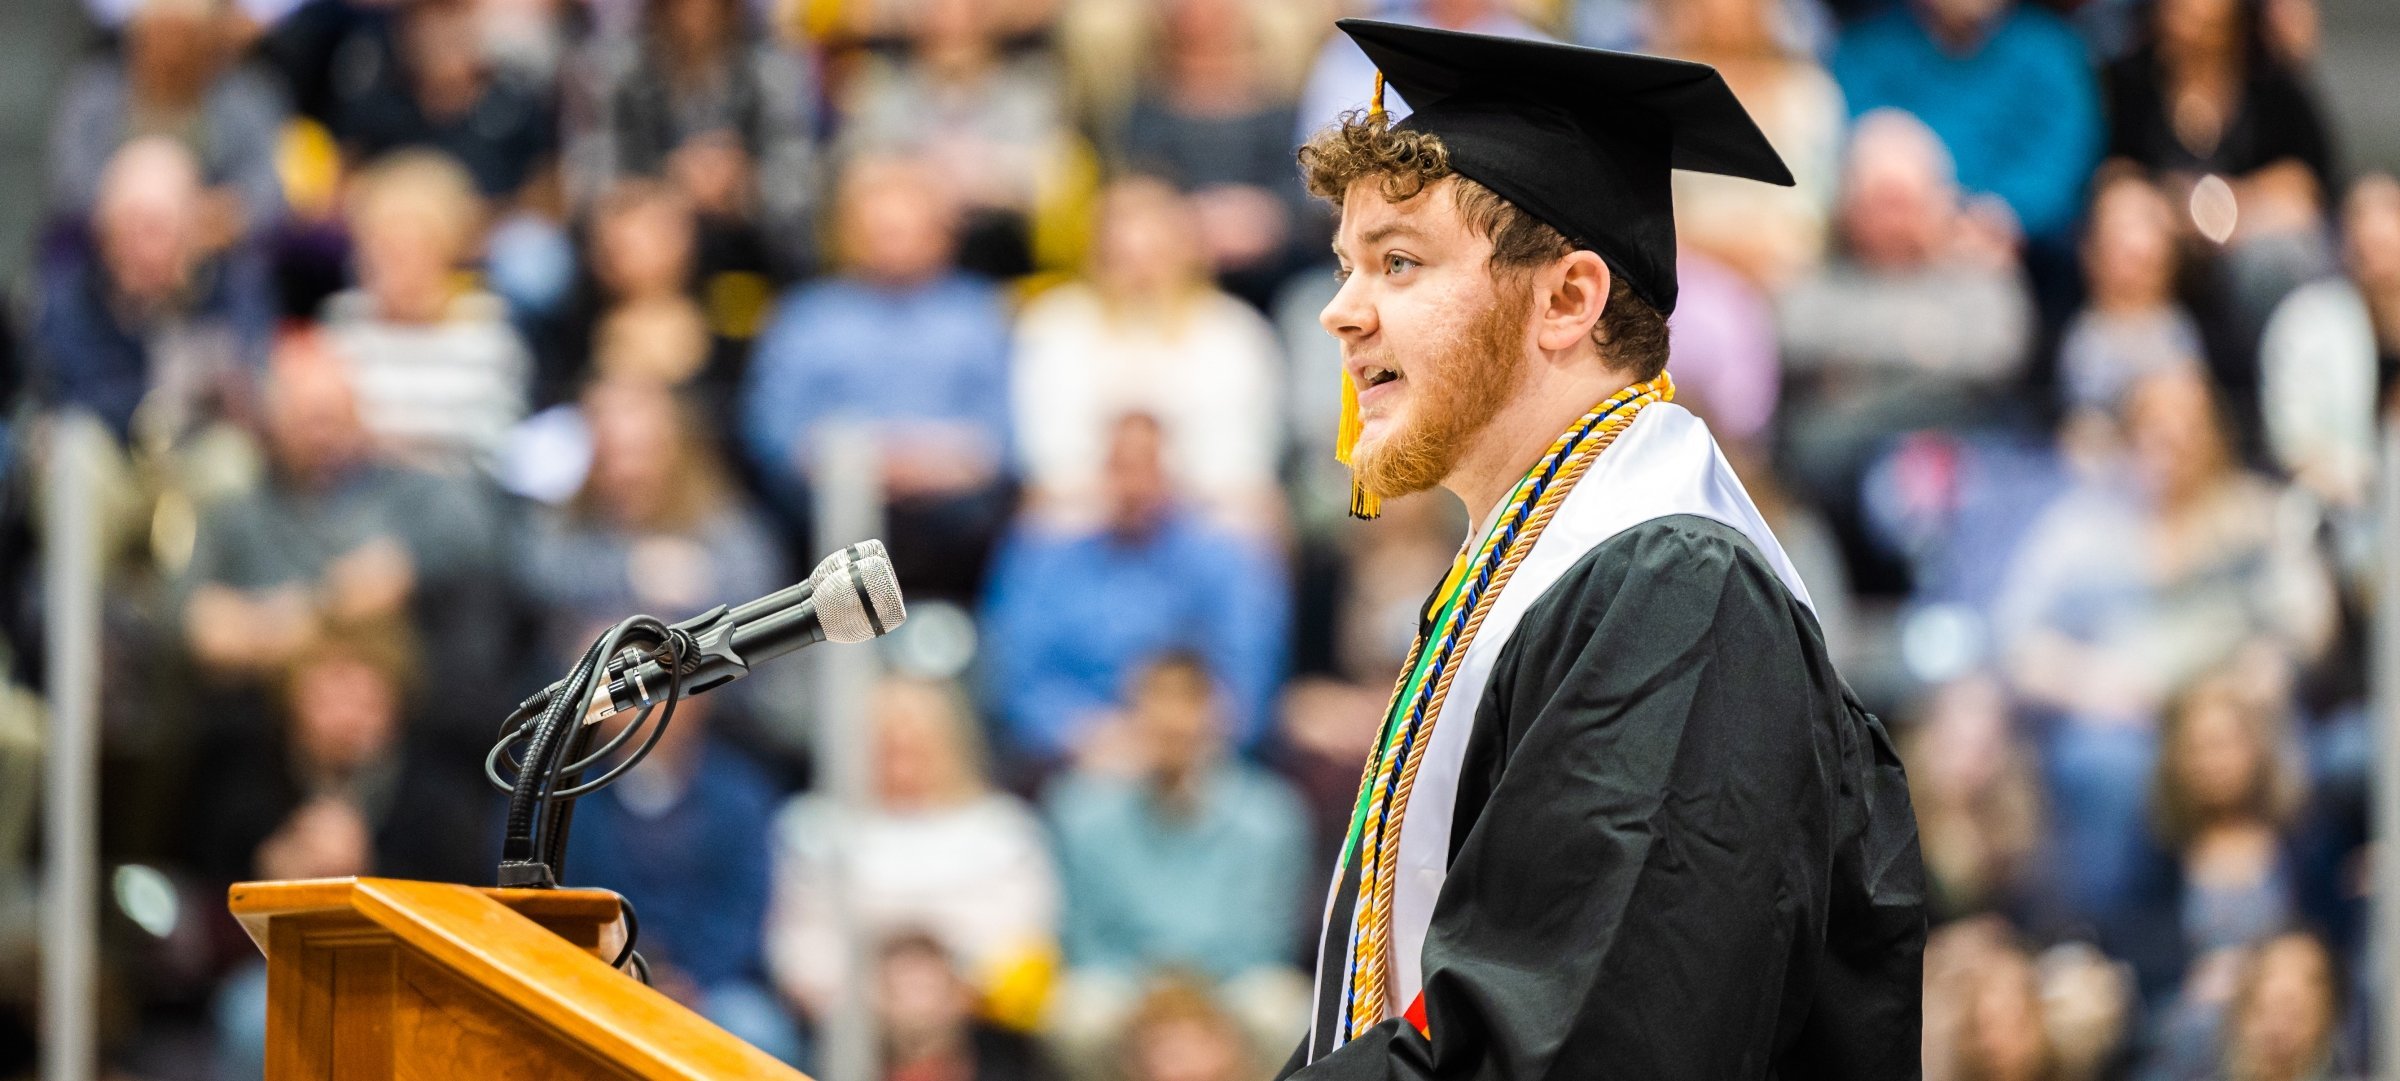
[
  {"x1": 561, "y1": 695, "x2": 802, "y2": 1066},
  {"x1": 1042, "y1": 651, "x2": 1312, "y2": 1071},
  {"x1": 35, "y1": 137, "x2": 273, "y2": 443},
  {"x1": 980, "y1": 412, "x2": 1288, "y2": 767},
  {"x1": 740, "y1": 154, "x2": 1015, "y2": 601},
  {"x1": 1832, "y1": 0, "x2": 2103, "y2": 246}
]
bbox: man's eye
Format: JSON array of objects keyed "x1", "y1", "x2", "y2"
[
  {"x1": 1334, "y1": 265, "x2": 1353, "y2": 284},
  {"x1": 1386, "y1": 254, "x2": 1418, "y2": 275}
]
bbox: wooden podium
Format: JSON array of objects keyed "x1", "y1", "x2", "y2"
[{"x1": 229, "y1": 877, "x2": 810, "y2": 1081}]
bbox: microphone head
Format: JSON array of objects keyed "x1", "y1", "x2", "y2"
[
  {"x1": 844, "y1": 539, "x2": 890, "y2": 566},
  {"x1": 815, "y1": 555, "x2": 909, "y2": 645},
  {"x1": 809, "y1": 546, "x2": 856, "y2": 583}
]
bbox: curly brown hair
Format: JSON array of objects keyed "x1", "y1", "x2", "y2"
[{"x1": 1298, "y1": 112, "x2": 1671, "y2": 381}]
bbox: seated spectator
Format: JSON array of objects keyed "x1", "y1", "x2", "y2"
[
  {"x1": 567, "y1": 0, "x2": 819, "y2": 277},
  {"x1": 1117, "y1": 0, "x2": 1310, "y2": 299},
  {"x1": 1116, "y1": 979, "x2": 1258, "y2": 1081},
  {"x1": 323, "y1": 150, "x2": 532, "y2": 474},
  {"x1": 48, "y1": 0, "x2": 286, "y2": 241},
  {"x1": 1043, "y1": 652, "x2": 1309, "y2": 1074},
  {"x1": 1832, "y1": 0, "x2": 2102, "y2": 247},
  {"x1": 739, "y1": 154, "x2": 1014, "y2": 602},
  {"x1": 34, "y1": 136, "x2": 272, "y2": 444},
  {"x1": 875, "y1": 931, "x2": 1055, "y2": 1081},
  {"x1": 836, "y1": 0, "x2": 1070, "y2": 277},
  {"x1": 554, "y1": 181, "x2": 719, "y2": 405},
  {"x1": 1903, "y1": 674, "x2": 2049, "y2": 925},
  {"x1": 560, "y1": 692, "x2": 802, "y2": 1064},
  {"x1": 1921, "y1": 922, "x2": 2060, "y2": 1081},
  {"x1": 1776, "y1": 110, "x2": 2033, "y2": 522},
  {"x1": 1957, "y1": 950, "x2": 2054, "y2": 1081},
  {"x1": 520, "y1": 377, "x2": 783, "y2": 663},
  {"x1": 186, "y1": 622, "x2": 488, "y2": 890},
  {"x1": 199, "y1": 621, "x2": 496, "y2": 1078},
  {"x1": 2259, "y1": 174, "x2": 2400, "y2": 515},
  {"x1": 2138, "y1": 667, "x2": 2310, "y2": 1070},
  {"x1": 2061, "y1": 171, "x2": 2207, "y2": 412},
  {"x1": 1647, "y1": 0, "x2": 1846, "y2": 287},
  {"x1": 180, "y1": 337, "x2": 512, "y2": 744},
  {"x1": 2103, "y1": 0, "x2": 2336, "y2": 337},
  {"x1": 2154, "y1": 668, "x2": 2306, "y2": 960},
  {"x1": 1991, "y1": 369, "x2": 2335, "y2": 927},
  {"x1": 769, "y1": 677, "x2": 1060, "y2": 1023},
  {"x1": 981, "y1": 413, "x2": 1288, "y2": 764},
  {"x1": 1012, "y1": 177, "x2": 1283, "y2": 530},
  {"x1": 329, "y1": 0, "x2": 555, "y2": 202},
  {"x1": 2219, "y1": 932, "x2": 2346, "y2": 1081}
]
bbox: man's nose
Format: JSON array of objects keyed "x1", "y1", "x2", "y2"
[{"x1": 1319, "y1": 274, "x2": 1374, "y2": 341}]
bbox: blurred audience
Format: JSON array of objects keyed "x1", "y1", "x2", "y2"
[
  {"x1": 770, "y1": 677, "x2": 1060, "y2": 1024},
  {"x1": 2152, "y1": 670, "x2": 2306, "y2": 960},
  {"x1": 1043, "y1": 653, "x2": 1308, "y2": 1071},
  {"x1": 520, "y1": 377, "x2": 782, "y2": 660},
  {"x1": 2220, "y1": 933, "x2": 2345, "y2": 1081},
  {"x1": 548, "y1": 180, "x2": 716, "y2": 405},
  {"x1": 328, "y1": 0, "x2": 555, "y2": 202},
  {"x1": 562, "y1": 692, "x2": 803, "y2": 1064},
  {"x1": 1012, "y1": 177, "x2": 1283, "y2": 530},
  {"x1": 836, "y1": 0, "x2": 1070, "y2": 277},
  {"x1": 34, "y1": 136, "x2": 273, "y2": 445},
  {"x1": 1116, "y1": 0, "x2": 1310, "y2": 298},
  {"x1": 1833, "y1": 0, "x2": 2102, "y2": 246},
  {"x1": 2133, "y1": 668, "x2": 2308, "y2": 1061},
  {"x1": 876, "y1": 930, "x2": 1055, "y2": 1081},
  {"x1": 1114, "y1": 979, "x2": 1257, "y2": 1081},
  {"x1": 198, "y1": 621, "x2": 491, "y2": 1081},
  {"x1": 981, "y1": 413, "x2": 1288, "y2": 766},
  {"x1": 1648, "y1": 0, "x2": 1846, "y2": 287},
  {"x1": 1292, "y1": 0, "x2": 1542, "y2": 143},
  {"x1": 49, "y1": 0, "x2": 287, "y2": 240},
  {"x1": 2103, "y1": 0, "x2": 2335, "y2": 315},
  {"x1": 179, "y1": 337, "x2": 512, "y2": 745},
  {"x1": 1992, "y1": 369, "x2": 2333, "y2": 927},
  {"x1": 1776, "y1": 110, "x2": 2033, "y2": 520},
  {"x1": 1664, "y1": 250, "x2": 1782, "y2": 452},
  {"x1": 568, "y1": 0, "x2": 818, "y2": 275},
  {"x1": 1904, "y1": 674, "x2": 2049, "y2": 925},
  {"x1": 323, "y1": 150, "x2": 531, "y2": 473},
  {"x1": 2061, "y1": 171, "x2": 2206, "y2": 412},
  {"x1": 739, "y1": 154, "x2": 1015, "y2": 601},
  {"x1": 2259, "y1": 174, "x2": 2400, "y2": 516}
]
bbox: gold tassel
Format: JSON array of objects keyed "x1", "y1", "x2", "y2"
[
  {"x1": 1369, "y1": 71, "x2": 1387, "y2": 123},
  {"x1": 1337, "y1": 368, "x2": 1381, "y2": 519}
]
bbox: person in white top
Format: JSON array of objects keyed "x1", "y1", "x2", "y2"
[
  {"x1": 1011, "y1": 175, "x2": 1286, "y2": 534},
  {"x1": 766, "y1": 676, "x2": 1060, "y2": 1024}
]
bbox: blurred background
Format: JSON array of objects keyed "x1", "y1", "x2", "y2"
[{"x1": 0, "y1": 0, "x2": 2396, "y2": 1078}]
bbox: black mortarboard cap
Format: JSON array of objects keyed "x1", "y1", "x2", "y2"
[{"x1": 1336, "y1": 18, "x2": 1794, "y2": 314}]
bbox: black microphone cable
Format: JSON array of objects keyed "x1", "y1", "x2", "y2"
[{"x1": 487, "y1": 612, "x2": 689, "y2": 886}]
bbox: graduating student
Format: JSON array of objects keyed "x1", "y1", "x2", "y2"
[{"x1": 1282, "y1": 21, "x2": 1925, "y2": 1079}]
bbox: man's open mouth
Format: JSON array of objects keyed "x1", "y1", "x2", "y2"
[{"x1": 1361, "y1": 366, "x2": 1400, "y2": 389}]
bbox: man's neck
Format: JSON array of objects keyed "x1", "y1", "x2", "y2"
[{"x1": 1442, "y1": 363, "x2": 1637, "y2": 530}]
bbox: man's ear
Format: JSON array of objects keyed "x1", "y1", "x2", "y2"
[{"x1": 1532, "y1": 250, "x2": 1610, "y2": 356}]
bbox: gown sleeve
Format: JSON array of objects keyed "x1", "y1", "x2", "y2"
[{"x1": 1285, "y1": 515, "x2": 1923, "y2": 1081}]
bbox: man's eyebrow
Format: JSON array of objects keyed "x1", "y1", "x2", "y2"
[{"x1": 1332, "y1": 222, "x2": 1424, "y2": 260}]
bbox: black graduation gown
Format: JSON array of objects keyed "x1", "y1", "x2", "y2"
[{"x1": 1283, "y1": 515, "x2": 1925, "y2": 1080}]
